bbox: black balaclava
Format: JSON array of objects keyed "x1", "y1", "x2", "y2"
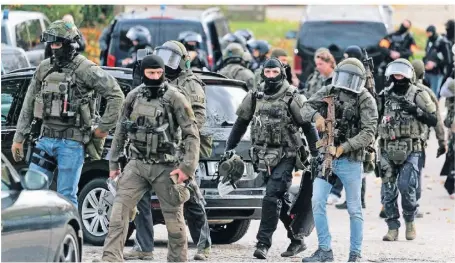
[
  {"x1": 261, "y1": 58, "x2": 285, "y2": 94},
  {"x1": 141, "y1": 55, "x2": 165, "y2": 99},
  {"x1": 446, "y1": 19, "x2": 455, "y2": 41},
  {"x1": 391, "y1": 75, "x2": 411, "y2": 96},
  {"x1": 52, "y1": 42, "x2": 76, "y2": 68},
  {"x1": 426, "y1": 25, "x2": 438, "y2": 42},
  {"x1": 397, "y1": 20, "x2": 411, "y2": 34},
  {"x1": 344, "y1": 45, "x2": 363, "y2": 61}
]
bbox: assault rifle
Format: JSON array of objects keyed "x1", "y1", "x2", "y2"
[
  {"x1": 363, "y1": 49, "x2": 377, "y2": 101},
  {"x1": 317, "y1": 95, "x2": 336, "y2": 181}
]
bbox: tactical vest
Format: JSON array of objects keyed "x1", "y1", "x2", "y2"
[
  {"x1": 125, "y1": 85, "x2": 178, "y2": 163},
  {"x1": 378, "y1": 85, "x2": 427, "y2": 163},
  {"x1": 445, "y1": 97, "x2": 455, "y2": 129},
  {"x1": 323, "y1": 86, "x2": 368, "y2": 162},
  {"x1": 250, "y1": 84, "x2": 304, "y2": 170},
  {"x1": 33, "y1": 56, "x2": 95, "y2": 143},
  {"x1": 304, "y1": 71, "x2": 324, "y2": 98}
]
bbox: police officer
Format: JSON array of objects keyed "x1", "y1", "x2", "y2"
[
  {"x1": 224, "y1": 58, "x2": 319, "y2": 259},
  {"x1": 302, "y1": 48, "x2": 336, "y2": 107},
  {"x1": 378, "y1": 20, "x2": 417, "y2": 88},
  {"x1": 334, "y1": 45, "x2": 368, "y2": 210},
  {"x1": 155, "y1": 40, "x2": 212, "y2": 260},
  {"x1": 178, "y1": 31, "x2": 209, "y2": 71},
  {"x1": 300, "y1": 58, "x2": 378, "y2": 262},
  {"x1": 101, "y1": 54, "x2": 200, "y2": 262},
  {"x1": 248, "y1": 40, "x2": 271, "y2": 69},
  {"x1": 377, "y1": 59, "x2": 437, "y2": 242},
  {"x1": 445, "y1": 19, "x2": 455, "y2": 46},
  {"x1": 214, "y1": 33, "x2": 249, "y2": 71},
  {"x1": 11, "y1": 20, "x2": 125, "y2": 206},
  {"x1": 423, "y1": 25, "x2": 453, "y2": 99},
  {"x1": 121, "y1": 25, "x2": 153, "y2": 68},
  {"x1": 253, "y1": 48, "x2": 293, "y2": 91},
  {"x1": 218, "y1": 43, "x2": 255, "y2": 91}
]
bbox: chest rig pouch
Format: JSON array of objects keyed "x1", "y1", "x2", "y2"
[
  {"x1": 126, "y1": 88, "x2": 177, "y2": 163},
  {"x1": 250, "y1": 86, "x2": 302, "y2": 173},
  {"x1": 33, "y1": 58, "x2": 94, "y2": 143}
]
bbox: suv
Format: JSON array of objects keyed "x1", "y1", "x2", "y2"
[
  {"x1": 1, "y1": 9, "x2": 50, "y2": 66},
  {"x1": 100, "y1": 7, "x2": 230, "y2": 71},
  {"x1": 287, "y1": 5, "x2": 391, "y2": 91},
  {"x1": 1, "y1": 67, "x2": 263, "y2": 246}
]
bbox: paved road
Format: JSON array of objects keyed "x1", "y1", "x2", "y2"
[{"x1": 83, "y1": 125, "x2": 455, "y2": 262}]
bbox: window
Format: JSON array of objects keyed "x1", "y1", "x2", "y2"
[
  {"x1": 1, "y1": 24, "x2": 8, "y2": 44},
  {"x1": 27, "y1": 19, "x2": 43, "y2": 50},
  {"x1": 1, "y1": 78, "x2": 31, "y2": 124},
  {"x1": 205, "y1": 85, "x2": 247, "y2": 126},
  {"x1": 118, "y1": 20, "x2": 207, "y2": 53},
  {"x1": 15, "y1": 22, "x2": 30, "y2": 51},
  {"x1": 1, "y1": 50, "x2": 30, "y2": 73}
]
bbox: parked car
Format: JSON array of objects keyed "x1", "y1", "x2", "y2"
[
  {"x1": 1, "y1": 9, "x2": 49, "y2": 66},
  {"x1": 1, "y1": 153, "x2": 83, "y2": 262},
  {"x1": 286, "y1": 5, "x2": 391, "y2": 91},
  {"x1": 99, "y1": 7, "x2": 230, "y2": 71},
  {"x1": 1, "y1": 67, "x2": 264, "y2": 246},
  {"x1": 1, "y1": 44, "x2": 31, "y2": 75}
]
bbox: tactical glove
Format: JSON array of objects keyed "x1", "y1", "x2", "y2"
[
  {"x1": 399, "y1": 100, "x2": 417, "y2": 114},
  {"x1": 437, "y1": 144, "x2": 447, "y2": 158}
]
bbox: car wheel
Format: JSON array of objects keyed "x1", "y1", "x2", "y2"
[
  {"x1": 78, "y1": 177, "x2": 134, "y2": 246},
  {"x1": 210, "y1": 219, "x2": 251, "y2": 244},
  {"x1": 55, "y1": 226, "x2": 80, "y2": 262}
]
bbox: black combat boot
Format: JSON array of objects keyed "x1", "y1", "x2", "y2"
[
  {"x1": 348, "y1": 252, "x2": 362, "y2": 262},
  {"x1": 301, "y1": 248, "x2": 334, "y2": 262},
  {"x1": 253, "y1": 243, "x2": 269, "y2": 259},
  {"x1": 281, "y1": 240, "x2": 307, "y2": 257}
]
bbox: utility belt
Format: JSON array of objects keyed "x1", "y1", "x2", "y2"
[
  {"x1": 128, "y1": 143, "x2": 177, "y2": 164},
  {"x1": 380, "y1": 138, "x2": 422, "y2": 165},
  {"x1": 41, "y1": 126, "x2": 88, "y2": 143},
  {"x1": 250, "y1": 145, "x2": 296, "y2": 174}
]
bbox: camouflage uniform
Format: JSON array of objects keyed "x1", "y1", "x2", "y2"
[
  {"x1": 301, "y1": 58, "x2": 377, "y2": 262},
  {"x1": 377, "y1": 59, "x2": 437, "y2": 241},
  {"x1": 12, "y1": 21, "x2": 124, "y2": 206},
  {"x1": 218, "y1": 43, "x2": 255, "y2": 91},
  {"x1": 103, "y1": 82, "x2": 200, "y2": 262}
]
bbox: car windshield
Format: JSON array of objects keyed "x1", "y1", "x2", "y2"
[
  {"x1": 299, "y1": 21, "x2": 387, "y2": 51},
  {"x1": 1, "y1": 51, "x2": 30, "y2": 73},
  {"x1": 205, "y1": 84, "x2": 246, "y2": 127},
  {"x1": 119, "y1": 20, "x2": 208, "y2": 53},
  {"x1": 1, "y1": 25, "x2": 7, "y2": 44}
]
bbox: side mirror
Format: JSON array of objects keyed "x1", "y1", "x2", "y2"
[
  {"x1": 285, "y1": 30, "x2": 297, "y2": 40},
  {"x1": 21, "y1": 169, "x2": 48, "y2": 190}
]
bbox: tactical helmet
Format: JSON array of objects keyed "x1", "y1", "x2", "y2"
[
  {"x1": 385, "y1": 58, "x2": 415, "y2": 80},
  {"x1": 154, "y1": 40, "x2": 190, "y2": 70},
  {"x1": 248, "y1": 40, "x2": 270, "y2": 56},
  {"x1": 126, "y1": 25, "x2": 152, "y2": 46},
  {"x1": 332, "y1": 57, "x2": 366, "y2": 94},
  {"x1": 178, "y1": 31, "x2": 203, "y2": 51},
  {"x1": 411, "y1": 59, "x2": 425, "y2": 82},
  {"x1": 271, "y1": 48, "x2": 288, "y2": 59},
  {"x1": 242, "y1": 51, "x2": 253, "y2": 68},
  {"x1": 234, "y1": 29, "x2": 254, "y2": 42},
  {"x1": 41, "y1": 20, "x2": 80, "y2": 44},
  {"x1": 219, "y1": 154, "x2": 245, "y2": 186},
  {"x1": 220, "y1": 33, "x2": 247, "y2": 51},
  {"x1": 343, "y1": 45, "x2": 363, "y2": 60},
  {"x1": 222, "y1": 42, "x2": 245, "y2": 62}
]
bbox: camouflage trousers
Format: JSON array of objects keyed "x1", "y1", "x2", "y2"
[
  {"x1": 380, "y1": 151, "x2": 421, "y2": 230},
  {"x1": 102, "y1": 160, "x2": 188, "y2": 262}
]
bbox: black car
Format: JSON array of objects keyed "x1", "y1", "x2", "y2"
[
  {"x1": 100, "y1": 7, "x2": 230, "y2": 71},
  {"x1": 287, "y1": 5, "x2": 390, "y2": 90},
  {"x1": 1, "y1": 66, "x2": 264, "y2": 246},
  {"x1": 1, "y1": 153, "x2": 83, "y2": 262}
]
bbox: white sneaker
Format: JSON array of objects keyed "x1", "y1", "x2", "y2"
[
  {"x1": 327, "y1": 194, "x2": 340, "y2": 205},
  {"x1": 450, "y1": 194, "x2": 455, "y2": 200}
]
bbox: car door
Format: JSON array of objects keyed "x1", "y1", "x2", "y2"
[
  {"x1": 1, "y1": 75, "x2": 33, "y2": 171},
  {"x1": 1, "y1": 155, "x2": 52, "y2": 262}
]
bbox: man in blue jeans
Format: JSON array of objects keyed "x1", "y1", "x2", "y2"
[
  {"x1": 10, "y1": 20, "x2": 124, "y2": 207},
  {"x1": 300, "y1": 58, "x2": 378, "y2": 262}
]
